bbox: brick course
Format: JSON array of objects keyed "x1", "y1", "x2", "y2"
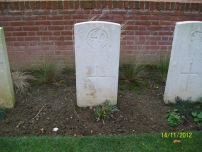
[{"x1": 0, "y1": 0, "x2": 202, "y2": 67}]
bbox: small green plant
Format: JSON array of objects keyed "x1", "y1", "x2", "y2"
[
  {"x1": 12, "y1": 70, "x2": 34, "y2": 93},
  {"x1": 196, "y1": 97, "x2": 202, "y2": 109},
  {"x1": 35, "y1": 60, "x2": 63, "y2": 84},
  {"x1": 94, "y1": 100, "x2": 117, "y2": 124},
  {"x1": 192, "y1": 112, "x2": 202, "y2": 126},
  {"x1": 119, "y1": 86, "x2": 124, "y2": 91},
  {"x1": 157, "y1": 55, "x2": 170, "y2": 82},
  {"x1": 166, "y1": 109, "x2": 183, "y2": 127},
  {"x1": 128, "y1": 84, "x2": 136, "y2": 91},
  {"x1": 128, "y1": 82, "x2": 144, "y2": 91},
  {"x1": 144, "y1": 82, "x2": 149, "y2": 87},
  {"x1": 175, "y1": 96, "x2": 195, "y2": 118},
  {"x1": 0, "y1": 108, "x2": 6, "y2": 121}
]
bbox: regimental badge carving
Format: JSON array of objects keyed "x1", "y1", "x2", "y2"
[
  {"x1": 87, "y1": 28, "x2": 108, "y2": 49},
  {"x1": 190, "y1": 31, "x2": 202, "y2": 51}
]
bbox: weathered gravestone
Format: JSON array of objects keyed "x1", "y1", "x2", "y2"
[
  {"x1": 0, "y1": 27, "x2": 15, "y2": 108},
  {"x1": 74, "y1": 21, "x2": 121, "y2": 107},
  {"x1": 164, "y1": 21, "x2": 202, "y2": 103}
]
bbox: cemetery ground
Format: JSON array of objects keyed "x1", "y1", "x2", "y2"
[{"x1": 0, "y1": 64, "x2": 201, "y2": 137}]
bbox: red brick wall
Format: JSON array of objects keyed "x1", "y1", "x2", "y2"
[{"x1": 0, "y1": 1, "x2": 202, "y2": 68}]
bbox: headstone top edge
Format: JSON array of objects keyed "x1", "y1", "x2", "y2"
[
  {"x1": 74, "y1": 21, "x2": 120, "y2": 27},
  {"x1": 176, "y1": 21, "x2": 202, "y2": 25}
]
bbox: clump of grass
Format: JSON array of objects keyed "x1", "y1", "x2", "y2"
[
  {"x1": 0, "y1": 107, "x2": 6, "y2": 121},
  {"x1": 94, "y1": 100, "x2": 118, "y2": 124},
  {"x1": 175, "y1": 97, "x2": 196, "y2": 118},
  {"x1": 12, "y1": 70, "x2": 34, "y2": 93},
  {"x1": 120, "y1": 20, "x2": 145, "y2": 82},
  {"x1": 35, "y1": 60, "x2": 63, "y2": 84},
  {"x1": 157, "y1": 55, "x2": 170, "y2": 82},
  {"x1": 120, "y1": 61, "x2": 145, "y2": 82}
]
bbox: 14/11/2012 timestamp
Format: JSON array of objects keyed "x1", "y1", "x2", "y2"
[{"x1": 162, "y1": 132, "x2": 192, "y2": 138}]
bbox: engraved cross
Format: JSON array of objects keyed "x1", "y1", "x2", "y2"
[{"x1": 181, "y1": 63, "x2": 198, "y2": 90}]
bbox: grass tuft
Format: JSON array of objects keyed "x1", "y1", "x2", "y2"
[
  {"x1": 157, "y1": 55, "x2": 170, "y2": 82},
  {"x1": 12, "y1": 70, "x2": 34, "y2": 93},
  {"x1": 35, "y1": 60, "x2": 63, "y2": 84},
  {"x1": 175, "y1": 96, "x2": 196, "y2": 118},
  {"x1": 120, "y1": 61, "x2": 145, "y2": 82}
]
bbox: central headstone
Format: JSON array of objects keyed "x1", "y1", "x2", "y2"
[
  {"x1": 0, "y1": 27, "x2": 15, "y2": 108},
  {"x1": 164, "y1": 21, "x2": 202, "y2": 103},
  {"x1": 74, "y1": 21, "x2": 121, "y2": 107}
]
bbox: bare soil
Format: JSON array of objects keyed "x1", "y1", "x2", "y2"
[{"x1": 0, "y1": 67, "x2": 201, "y2": 137}]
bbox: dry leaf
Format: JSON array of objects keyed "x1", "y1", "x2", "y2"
[
  {"x1": 40, "y1": 128, "x2": 45, "y2": 134},
  {"x1": 74, "y1": 134, "x2": 83, "y2": 137},
  {"x1": 173, "y1": 140, "x2": 181, "y2": 144},
  {"x1": 59, "y1": 80, "x2": 64, "y2": 83},
  {"x1": 52, "y1": 83, "x2": 61, "y2": 87}
]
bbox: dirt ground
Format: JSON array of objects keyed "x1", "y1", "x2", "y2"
[{"x1": 0, "y1": 66, "x2": 201, "y2": 137}]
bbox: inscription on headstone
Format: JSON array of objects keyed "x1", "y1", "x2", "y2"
[
  {"x1": 74, "y1": 21, "x2": 120, "y2": 107},
  {"x1": 164, "y1": 21, "x2": 202, "y2": 103}
]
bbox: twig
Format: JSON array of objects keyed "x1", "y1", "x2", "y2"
[{"x1": 33, "y1": 104, "x2": 46, "y2": 119}]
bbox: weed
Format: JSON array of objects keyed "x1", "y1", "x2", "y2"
[
  {"x1": 12, "y1": 70, "x2": 34, "y2": 93},
  {"x1": 94, "y1": 100, "x2": 118, "y2": 124},
  {"x1": 166, "y1": 109, "x2": 183, "y2": 127},
  {"x1": 128, "y1": 84, "x2": 136, "y2": 91},
  {"x1": 74, "y1": 105, "x2": 80, "y2": 111},
  {"x1": 192, "y1": 112, "x2": 202, "y2": 126},
  {"x1": 157, "y1": 55, "x2": 170, "y2": 82},
  {"x1": 0, "y1": 108, "x2": 6, "y2": 121},
  {"x1": 62, "y1": 66, "x2": 75, "y2": 75},
  {"x1": 196, "y1": 97, "x2": 202, "y2": 109},
  {"x1": 175, "y1": 97, "x2": 195, "y2": 118},
  {"x1": 134, "y1": 82, "x2": 142, "y2": 87},
  {"x1": 120, "y1": 62, "x2": 145, "y2": 82},
  {"x1": 144, "y1": 83, "x2": 149, "y2": 87},
  {"x1": 119, "y1": 86, "x2": 124, "y2": 91},
  {"x1": 35, "y1": 60, "x2": 63, "y2": 84}
]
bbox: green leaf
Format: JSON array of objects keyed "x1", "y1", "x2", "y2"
[
  {"x1": 197, "y1": 112, "x2": 202, "y2": 119},
  {"x1": 173, "y1": 109, "x2": 178, "y2": 112},
  {"x1": 165, "y1": 114, "x2": 170, "y2": 118},
  {"x1": 194, "y1": 118, "x2": 199, "y2": 122},
  {"x1": 192, "y1": 112, "x2": 197, "y2": 117}
]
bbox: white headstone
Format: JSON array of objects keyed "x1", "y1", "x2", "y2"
[
  {"x1": 0, "y1": 27, "x2": 15, "y2": 108},
  {"x1": 74, "y1": 21, "x2": 121, "y2": 107},
  {"x1": 164, "y1": 21, "x2": 202, "y2": 103}
]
